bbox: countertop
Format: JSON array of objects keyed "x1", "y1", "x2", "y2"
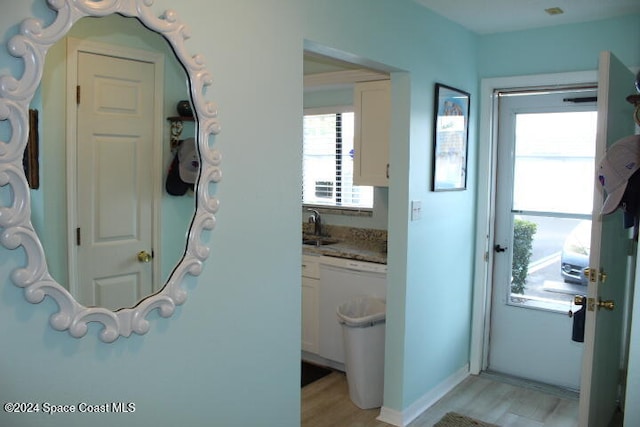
[{"x1": 302, "y1": 236, "x2": 387, "y2": 264}]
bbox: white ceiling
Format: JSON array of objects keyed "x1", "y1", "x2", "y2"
[{"x1": 413, "y1": 0, "x2": 640, "y2": 34}]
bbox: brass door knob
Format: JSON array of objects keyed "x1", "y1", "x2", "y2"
[
  {"x1": 584, "y1": 297, "x2": 615, "y2": 312},
  {"x1": 137, "y1": 251, "x2": 152, "y2": 263},
  {"x1": 597, "y1": 298, "x2": 615, "y2": 311}
]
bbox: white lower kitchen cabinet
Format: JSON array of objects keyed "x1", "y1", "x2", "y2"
[
  {"x1": 302, "y1": 253, "x2": 388, "y2": 370},
  {"x1": 301, "y1": 254, "x2": 320, "y2": 354}
]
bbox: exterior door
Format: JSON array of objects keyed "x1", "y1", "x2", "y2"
[
  {"x1": 74, "y1": 51, "x2": 155, "y2": 310},
  {"x1": 578, "y1": 51, "x2": 636, "y2": 426},
  {"x1": 489, "y1": 87, "x2": 598, "y2": 390}
]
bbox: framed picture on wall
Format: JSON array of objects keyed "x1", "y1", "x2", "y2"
[{"x1": 432, "y1": 83, "x2": 470, "y2": 191}]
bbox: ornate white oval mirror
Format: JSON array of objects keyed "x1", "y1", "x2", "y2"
[{"x1": 0, "y1": 0, "x2": 221, "y2": 342}]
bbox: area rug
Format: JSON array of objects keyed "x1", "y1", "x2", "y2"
[
  {"x1": 434, "y1": 412, "x2": 499, "y2": 427},
  {"x1": 301, "y1": 361, "x2": 332, "y2": 387}
]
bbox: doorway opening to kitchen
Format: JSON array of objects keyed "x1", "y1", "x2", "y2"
[
  {"x1": 301, "y1": 45, "x2": 397, "y2": 423},
  {"x1": 301, "y1": 48, "x2": 390, "y2": 368}
]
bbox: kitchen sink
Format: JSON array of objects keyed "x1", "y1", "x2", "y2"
[{"x1": 302, "y1": 236, "x2": 339, "y2": 246}]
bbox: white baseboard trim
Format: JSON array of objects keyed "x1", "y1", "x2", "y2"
[{"x1": 376, "y1": 364, "x2": 470, "y2": 427}]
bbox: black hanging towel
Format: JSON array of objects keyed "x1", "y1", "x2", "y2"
[{"x1": 572, "y1": 305, "x2": 585, "y2": 343}]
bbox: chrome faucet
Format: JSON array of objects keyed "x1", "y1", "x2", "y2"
[{"x1": 307, "y1": 209, "x2": 322, "y2": 236}]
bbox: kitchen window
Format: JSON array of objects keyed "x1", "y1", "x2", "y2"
[{"x1": 302, "y1": 110, "x2": 373, "y2": 209}]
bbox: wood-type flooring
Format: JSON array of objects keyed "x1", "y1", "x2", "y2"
[{"x1": 302, "y1": 371, "x2": 587, "y2": 427}]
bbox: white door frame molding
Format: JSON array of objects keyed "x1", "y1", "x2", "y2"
[{"x1": 470, "y1": 70, "x2": 598, "y2": 374}]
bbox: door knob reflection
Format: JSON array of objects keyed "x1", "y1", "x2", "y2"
[{"x1": 137, "y1": 251, "x2": 153, "y2": 263}]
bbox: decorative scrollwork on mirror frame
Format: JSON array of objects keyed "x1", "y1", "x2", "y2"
[{"x1": 0, "y1": 0, "x2": 221, "y2": 343}]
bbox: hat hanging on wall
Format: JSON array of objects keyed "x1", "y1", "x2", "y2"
[
  {"x1": 165, "y1": 138, "x2": 199, "y2": 196},
  {"x1": 178, "y1": 137, "x2": 199, "y2": 184},
  {"x1": 598, "y1": 134, "x2": 640, "y2": 215},
  {"x1": 598, "y1": 134, "x2": 640, "y2": 239}
]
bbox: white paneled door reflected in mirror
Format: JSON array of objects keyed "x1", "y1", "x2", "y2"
[
  {"x1": 0, "y1": 0, "x2": 222, "y2": 342},
  {"x1": 42, "y1": 14, "x2": 193, "y2": 312}
]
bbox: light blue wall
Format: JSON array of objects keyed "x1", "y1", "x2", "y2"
[
  {"x1": 1, "y1": 2, "x2": 638, "y2": 427},
  {"x1": 0, "y1": 1, "x2": 302, "y2": 427},
  {"x1": 1, "y1": 0, "x2": 479, "y2": 423},
  {"x1": 1, "y1": 1, "x2": 480, "y2": 424},
  {"x1": 302, "y1": 0, "x2": 479, "y2": 410},
  {"x1": 478, "y1": 15, "x2": 640, "y2": 78}
]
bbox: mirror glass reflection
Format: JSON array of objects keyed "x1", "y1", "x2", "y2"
[{"x1": 31, "y1": 14, "x2": 195, "y2": 311}]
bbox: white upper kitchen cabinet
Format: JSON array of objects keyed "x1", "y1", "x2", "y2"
[{"x1": 353, "y1": 80, "x2": 391, "y2": 187}]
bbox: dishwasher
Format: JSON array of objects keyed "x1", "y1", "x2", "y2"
[{"x1": 318, "y1": 256, "x2": 387, "y2": 367}]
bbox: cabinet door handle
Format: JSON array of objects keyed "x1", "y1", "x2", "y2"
[{"x1": 386, "y1": 163, "x2": 390, "y2": 179}]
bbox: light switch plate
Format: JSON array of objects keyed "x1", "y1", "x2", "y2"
[{"x1": 411, "y1": 200, "x2": 422, "y2": 221}]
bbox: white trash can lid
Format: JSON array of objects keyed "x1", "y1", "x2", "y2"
[{"x1": 337, "y1": 297, "x2": 386, "y2": 327}]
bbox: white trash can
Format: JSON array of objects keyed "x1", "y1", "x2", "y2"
[{"x1": 337, "y1": 297, "x2": 386, "y2": 409}]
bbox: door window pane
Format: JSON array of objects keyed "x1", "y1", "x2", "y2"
[
  {"x1": 509, "y1": 111, "x2": 596, "y2": 311},
  {"x1": 510, "y1": 215, "x2": 591, "y2": 310},
  {"x1": 513, "y1": 112, "x2": 597, "y2": 215}
]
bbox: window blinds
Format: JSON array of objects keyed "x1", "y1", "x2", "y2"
[{"x1": 302, "y1": 112, "x2": 373, "y2": 209}]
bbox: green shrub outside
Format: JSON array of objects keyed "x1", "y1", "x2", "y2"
[{"x1": 511, "y1": 218, "x2": 538, "y2": 294}]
